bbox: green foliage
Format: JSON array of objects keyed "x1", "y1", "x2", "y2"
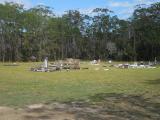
[{"x1": 0, "y1": 2, "x2": 160, "y2": 61}]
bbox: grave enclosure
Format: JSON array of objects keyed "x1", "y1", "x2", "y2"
[{"x1": 31, "y1": 58, "x2": 80, "y2": 72}]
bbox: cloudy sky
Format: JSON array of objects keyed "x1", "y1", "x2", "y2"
[{"x1": 0, "y1": 0, "x2": 159, "y2": 19}]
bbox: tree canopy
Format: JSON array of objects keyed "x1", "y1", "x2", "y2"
[{"x1": 0, "y1": 2, "x2": 160, "y2": 62}]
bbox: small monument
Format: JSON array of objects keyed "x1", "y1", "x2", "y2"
[
  {"x1": 109, "y1": 60, "x2": 112, "y2": 64},
  {"x1": 91, "y1": 60, "x2": 98, "y2": 64},
  {"x1": 154, "y1": 57, "x2": 157, "y2": 65},
  {"x1": 44, "y1": 57, "x2": 48, "y2": 68}
]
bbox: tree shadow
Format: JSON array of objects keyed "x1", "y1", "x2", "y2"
[
  {"x1": 145, "y1": 79, "x2": 160, "y2": 85},
  {"x1": 19, "y1": 93, "x2": 160, "y2": 120},
  {"x1": 86, "y1": 93, "x2": 160, "y2": 120}
]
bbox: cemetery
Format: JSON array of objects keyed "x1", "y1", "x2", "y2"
[
  {"x1": 30, "y1": 58, "x2": 158, "y2": 72},
  {"x1": 0, "y1": 61, "x2": 160, "y2": 119},
  {"x1": 113, "y1": 62, "x2": 157, "y2": 69},
  {"x1": 0, "y1": 1, "x2": 160, "y2": 119}
]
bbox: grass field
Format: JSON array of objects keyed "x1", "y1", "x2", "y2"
[{"x1": 0, "y1": 62, "x2": 160, "y2": 107}]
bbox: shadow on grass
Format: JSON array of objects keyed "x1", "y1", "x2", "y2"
[
  {"x1": 12, "y1": 93, "x2": 160, "y2": 120},
  {"x1": 85, "y1": 93, "x2": 160, "y2": 120},
  {"x1": 145, "y1": 79, "x2": 160, "y2": 85}
]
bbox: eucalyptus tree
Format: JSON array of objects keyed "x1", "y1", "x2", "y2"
[
  {"x1": 0, "y1": 2, "x2": 159, "y2": 62},
  {"x1": 62, "y1": 10, "x2": 84, "y2": 58},
  {"x1": 90, "y1": 8, "x2": 113, "y2": 59},
  {"x1": 0, "y1": 2, "x2": 24, "y2": 61},
  {"x1": 22, "y1": 5, "x2": 54, "y2": 61},
  {"x1": 132, "y1": 2, "x2": 160, "y2": 60}
]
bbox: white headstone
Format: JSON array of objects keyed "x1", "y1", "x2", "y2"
[
  {"x1": 44, "y1": 57, "x2": 48, "y2": 68},
  {"x1": 155, "y1": 57, "x2": 157, "y2": 65},
  {"x1": 109, "y1": 60, "x2": 112, "y2": 64}
]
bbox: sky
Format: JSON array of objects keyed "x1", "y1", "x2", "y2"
[{"x1": 0, "y1": 0, "x2": 159, "y2": 19}]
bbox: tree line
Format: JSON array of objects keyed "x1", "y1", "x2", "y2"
[{"x1": 0, "y1": 2, "x2": 160, "y2": 62}]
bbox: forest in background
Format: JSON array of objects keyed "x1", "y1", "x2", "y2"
[{"x1": 0, "y1": 2, "x2": 160, "y2": 62}]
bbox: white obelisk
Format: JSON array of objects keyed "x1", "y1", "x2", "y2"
[{"x1": 44, "y1": 57, "x2": 48, "y2": 68}]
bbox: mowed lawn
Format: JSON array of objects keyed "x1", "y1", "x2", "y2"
[{"x1": 0, "y1": 62, "x2": 160, "y2": 107}]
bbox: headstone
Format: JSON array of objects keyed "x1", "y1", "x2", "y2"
[
  {"x1": 154, "y1": 57, "x2": 157, "y2": 65},
  {"x1": 91, "y1": 60, "x2": 97, "y2": 64},
  {"x1": 98, "y1": 59, "x2": 101, "y2": 63},
  {"x1": 44, "y1": 57, "x2": 48, "y2": 68},
  {"x1": 109, "y1": 60, "x2": 112, "y2": 64}
]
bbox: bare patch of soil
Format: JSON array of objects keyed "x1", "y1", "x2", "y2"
[{"x1": 0, "y1": 94, "x2": 160, "y2": 120}]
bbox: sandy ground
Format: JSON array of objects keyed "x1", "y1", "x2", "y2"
[{"x1": 0, "y1": 94, "x2": 160, "y2": 120}]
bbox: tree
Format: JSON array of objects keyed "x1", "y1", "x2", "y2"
[{"x1": 0, "y1": 2, "x2": 159, "y2": 62}]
